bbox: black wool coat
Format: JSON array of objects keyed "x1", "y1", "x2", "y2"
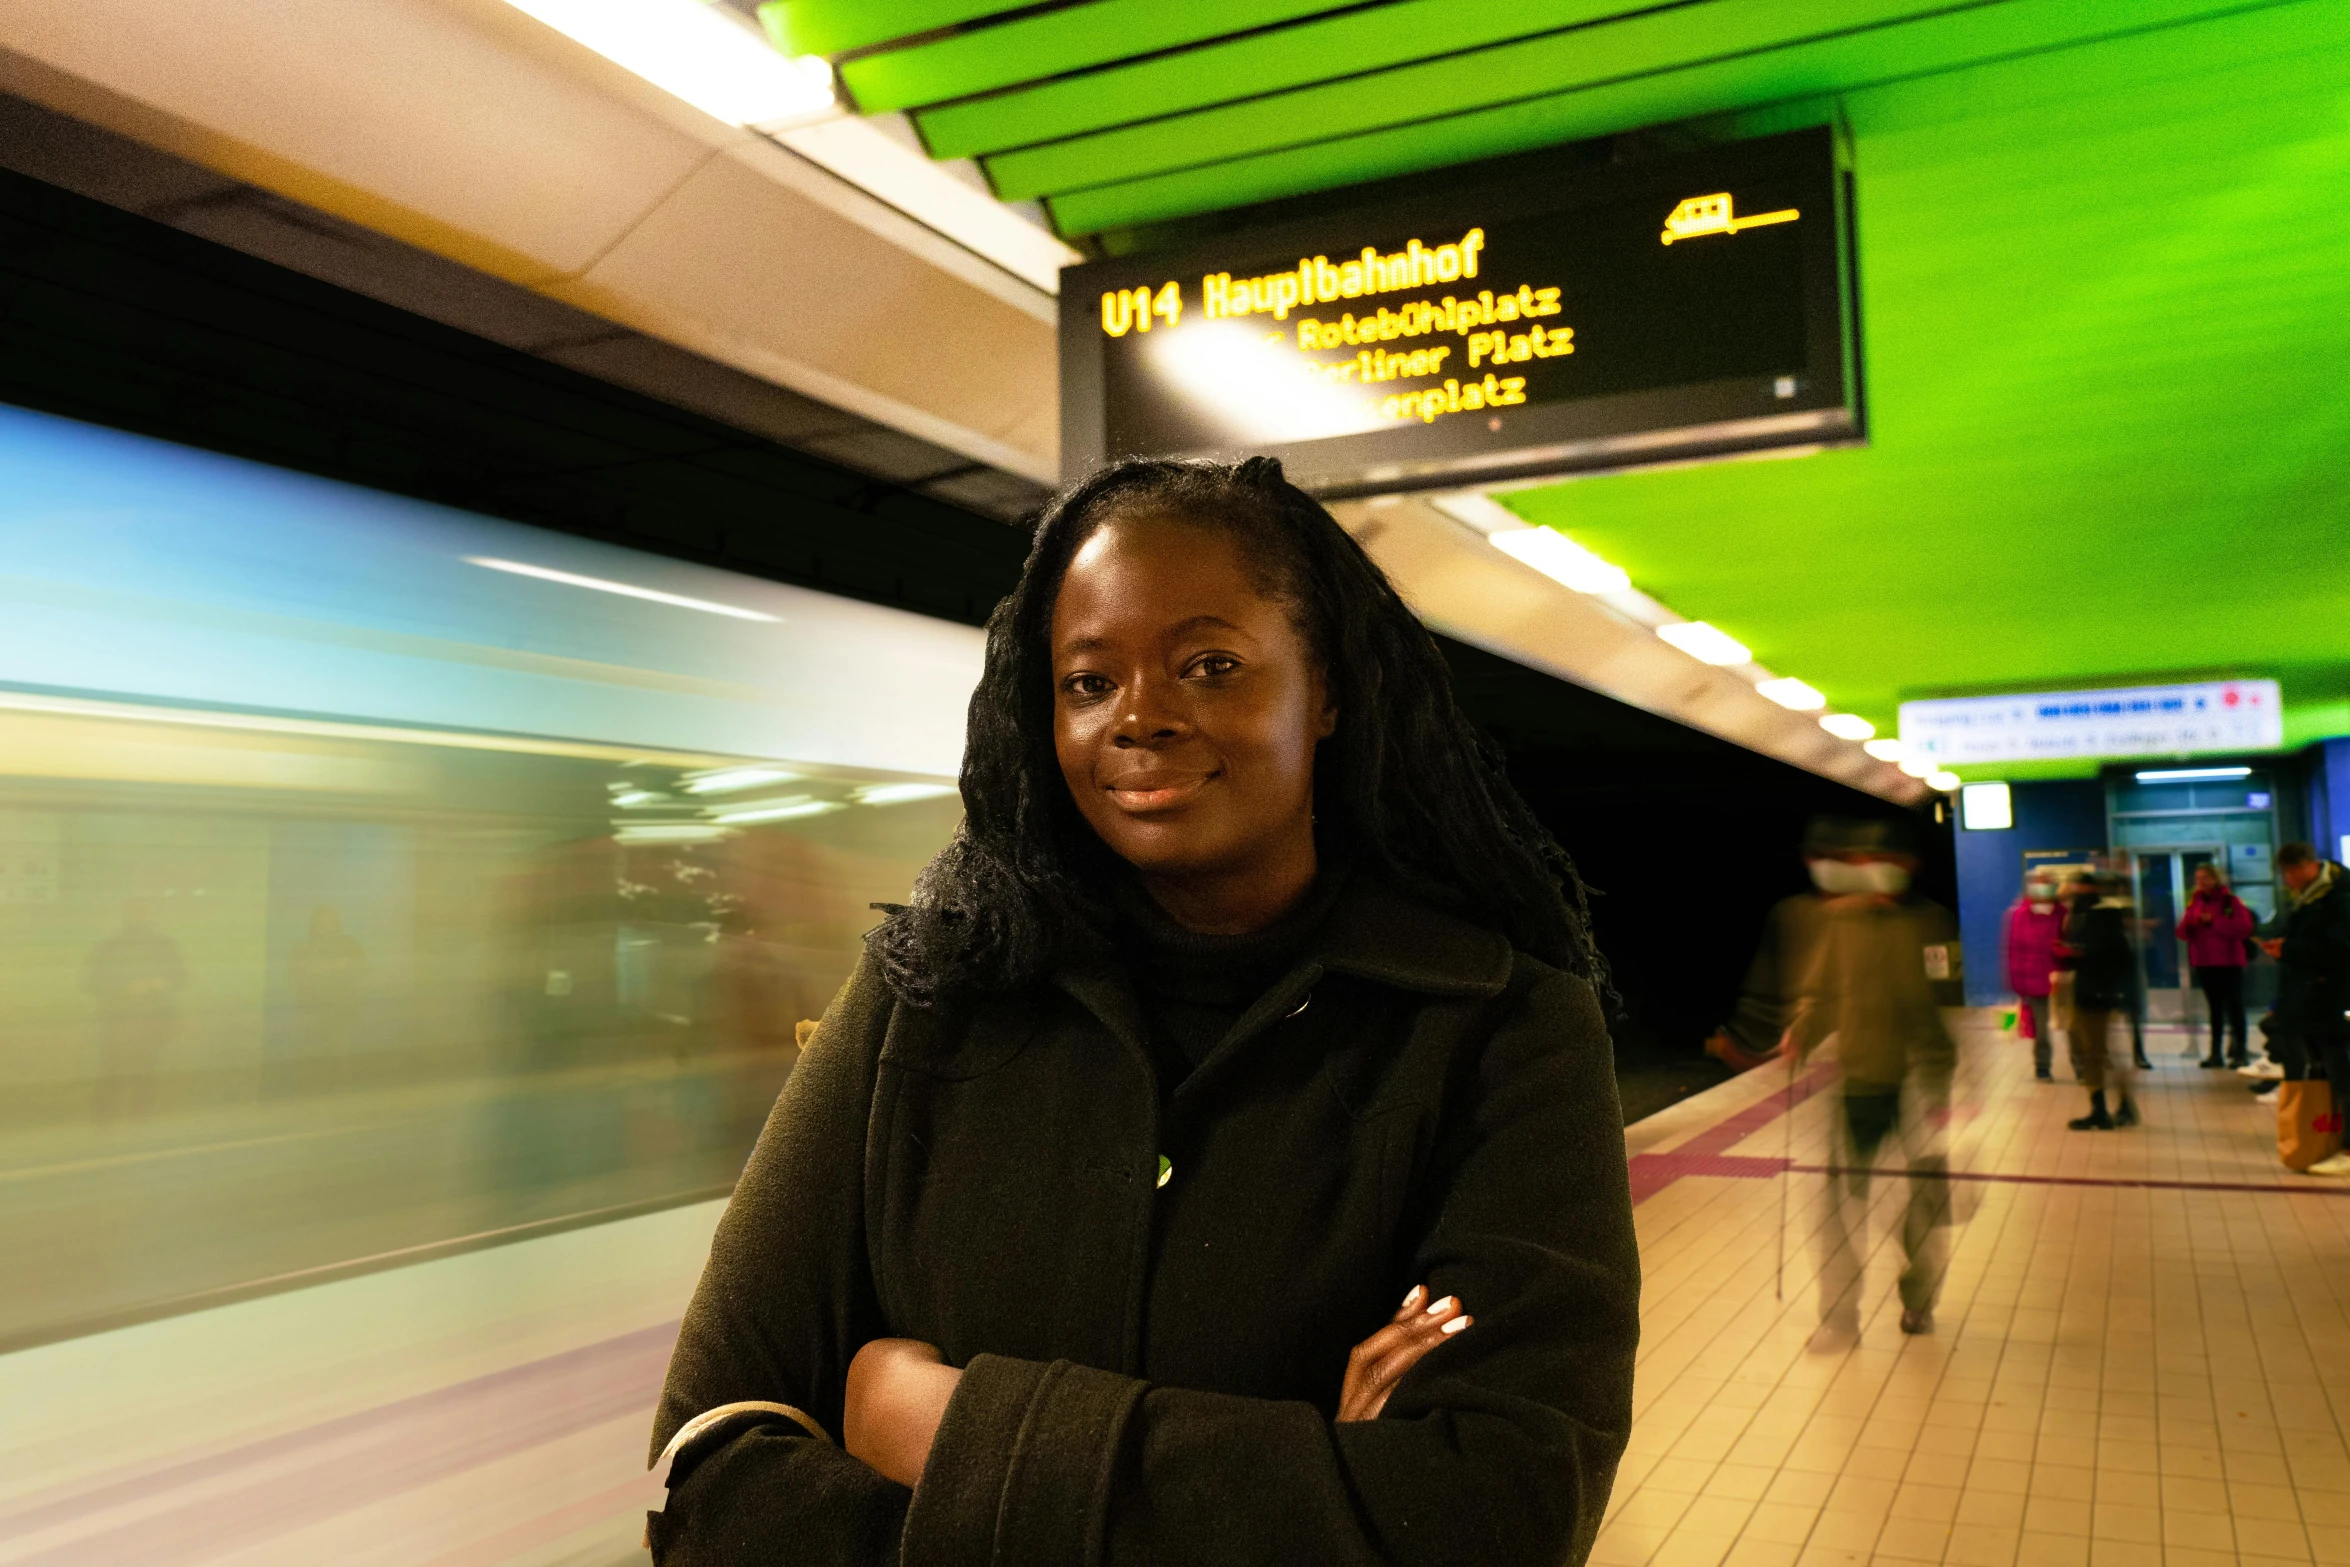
[
  {"x1": 2276, "y1": 864, "x2": 2350, "y2": 1036},
  {"x1": 648, "y1": 879, "x2": 1640, "y2": 1567}
]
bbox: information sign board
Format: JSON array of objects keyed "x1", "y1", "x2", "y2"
[
  {"x1": 1900, "y1": 680, "x2": 2283, "y2": 767},
  {"x1": 1058, "y1": 127, "x2": 1861, "y2": 495}
]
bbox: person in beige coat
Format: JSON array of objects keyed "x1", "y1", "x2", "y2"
[{"x1": 1788, "y1": 817, "x2": 1958, "y2": 1346}]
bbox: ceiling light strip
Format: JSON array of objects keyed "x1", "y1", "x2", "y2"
[{"x1": 1429, "y1": 493, "x2": 1904, "y2": 780}]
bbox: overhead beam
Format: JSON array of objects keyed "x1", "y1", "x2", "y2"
[{"x1": 0, "y1": 0, "x2": 1061, "y2": 481}]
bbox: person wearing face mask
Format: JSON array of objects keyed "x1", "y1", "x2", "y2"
[
  {"x1": 1700, "y1": 830, "x2": 1846, "y2": 1072},
  {"x1": 1786, "y1": 816, "x2": 1959, "y2": 1345},
  {"x1": 2004, "y1": 873, "x2": 2067, "y2": 1082},
  {"x1": 2059, "y1": 871, "x2": 2140, "y2": 1130},
  {"x1": 2178, "y1": 864, "x2": 2254, "y2": 1069}
]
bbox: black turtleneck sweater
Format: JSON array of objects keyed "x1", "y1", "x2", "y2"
[{"x1": 1113, "y1": 867, "x2": 1347, "y2": 1101}]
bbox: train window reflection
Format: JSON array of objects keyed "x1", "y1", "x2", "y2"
[{"x1": 0, "y1": 695, "x2": 960, "y2": 1350}]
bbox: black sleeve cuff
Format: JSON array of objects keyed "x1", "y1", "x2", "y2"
[{"x1": 902, "y1": 1355, "x2": 1143, "y2": 1567}]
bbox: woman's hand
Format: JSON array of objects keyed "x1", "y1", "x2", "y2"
[
  {"x1": 844, "y1": 1338, "x2": 962, "y2": 1489},
  {"x1": 1338, "y1": 1285, "x2": 1471, "y2": 1422}
]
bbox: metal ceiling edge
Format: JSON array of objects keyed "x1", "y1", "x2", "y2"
[
  {"x1": 0, "y1": 0, "x2": 1060, "y2": 484},
  {"x1": 771, "y1": 112, "x2": 1079, "y2": 299},
  {"x1": 729, "y1": 134, "x2": 1058, "y2": 326},
  {"x1": 1328, "y1": 494, "x2": 1926, "y2": 805}
]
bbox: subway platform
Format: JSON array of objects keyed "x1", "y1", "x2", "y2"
[
  {"x1": 5, "y1": 1015, "x2": 2346, "y2": 1567},
  {"x1": 1606, "y1": 1015, "x2": 2350, "y2": 1567}
]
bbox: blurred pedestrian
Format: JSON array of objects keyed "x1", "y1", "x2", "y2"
[
  {"x1": 2262, "y1": 843, "x2": 2350, "y2": 1176},
  {"x1": 2062, "y1": 871, "x2": 2139, "y2": 1130},
  {"x1": 1703, "y1": 826, "x2": 1837, "y2": 1071},
  {"x1": 86, "y1": 899, "x2": 187, "y2": 1121},
  {"x1": 2178, "y1": 865, "x2": 2253, "y2": 1069},
  {"x1": 2004, "y1": 869, "x2": 2066, "y2": 1081},
  {"x1": 1790, "y1": 816, "x2": 1957, "y2": 1345}
]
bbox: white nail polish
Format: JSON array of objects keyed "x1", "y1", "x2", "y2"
[
  {"x1": 1401, "y1": 1286, "x2": 1425, "y2": 1309},
  {"x1": 1426, "y1": 1296, "x2": 1455, "y2": 1316},
  {"x1": 1441, "y1": 1316, "x2": 1470, "y2": 1335}
]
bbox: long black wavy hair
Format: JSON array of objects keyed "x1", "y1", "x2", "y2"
[{"x1": 870, "y1": 456, "x2": 1605, "y2": 1007}]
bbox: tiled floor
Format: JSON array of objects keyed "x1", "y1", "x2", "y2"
[{"x1": 1605, "y1": 1014, "x2": 2350, "y2": 1567}]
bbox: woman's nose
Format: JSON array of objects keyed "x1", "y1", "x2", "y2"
[{"x1": 1113, "y1": 680, "x2": 1184, "y2": 743}]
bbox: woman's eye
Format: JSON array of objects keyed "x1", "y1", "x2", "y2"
[
  {"x1": 1062, "y1": 673, "x2": 1112, "y2": 698},
  {"x1": 1189, "y1": 654, "x2": 1241, "y2": 679}
]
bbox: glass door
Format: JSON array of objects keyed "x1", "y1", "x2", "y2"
[{"x1": 2129, "y1": 845, "x2": 2223, "y2": 1031}]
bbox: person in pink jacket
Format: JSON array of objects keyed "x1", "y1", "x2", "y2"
[
  {"x1": 2004, "y1": 872, "x2": 2067, "y2": 1081},
  {"x1": 2179, "y1": 864, "x2": 2255, "y2": 1067}
]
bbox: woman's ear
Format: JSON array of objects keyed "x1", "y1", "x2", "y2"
[{"x1": 1311, "y1": 669, "x2": 1338, "y2": 740}]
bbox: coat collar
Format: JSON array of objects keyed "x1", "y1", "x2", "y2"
[
  {"x1": 1050, "y1": 873, "x2": 1515, "y2": 1007},
  {"x1": 1307, "y1": 876, "x2": 1516, "y2": 997},
  {"x1": 2291, "y1": 861, "x2": 2343, "y2": 910},
  {"x1": 1047, "y1": 876, "x2": 1516, "y2": 1117},
  {"x1": 1046, "y1": 876, "x2": 1513, "y2": 1036}
]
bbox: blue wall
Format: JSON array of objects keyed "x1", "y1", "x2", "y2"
[
  {"x1": 2307, "y1": 739, "x2": 2350, "y2": 864},
  {"x1": 1956, "y1": 780, "x2": 2107, "y2": 1005}
]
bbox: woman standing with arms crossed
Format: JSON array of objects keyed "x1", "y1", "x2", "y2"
[{"x1": 646, "y1": 458, "x2": 1640, "y2": 1567}]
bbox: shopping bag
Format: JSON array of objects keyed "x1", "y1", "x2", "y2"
[
  {"x1": 2277, "y1": 1080, "x2": 2341, "y2": 1172},
  {"x1": 2016, "y1": 1004, "x2": 2035, "y2": 1042}
]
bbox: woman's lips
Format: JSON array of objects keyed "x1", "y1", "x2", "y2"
[{"x1": 1106, "y1": 773, "x2": 1212, "y2": 812}]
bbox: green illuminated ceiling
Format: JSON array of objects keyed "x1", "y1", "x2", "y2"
[{"x1": 770, "y1": 0, "x2": 2350, "y2": 774}]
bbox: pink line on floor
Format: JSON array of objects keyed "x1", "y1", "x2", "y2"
[
  {"x1": 1792, "y1": 1165, "x2": 2350, "y2": 1196},
  {"x1": 1626, "y1": 1062, "x2": 1834, "y2": 1204}
]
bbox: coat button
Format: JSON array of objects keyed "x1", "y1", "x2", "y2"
[{"x1": 1156, "y1": 1154, "x2": 1173, "y2": 1188}]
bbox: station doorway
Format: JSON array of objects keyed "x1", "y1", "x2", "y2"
[{"x1": 2109, "y1": 766, "x2": 2284, "y2": 1035}]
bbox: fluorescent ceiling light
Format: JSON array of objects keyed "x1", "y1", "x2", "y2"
[
  {"x1": 853, "y1": 781, "x2": 961, "y2": 806},
  {"x1": 1755, "y1": 676, "x2": 1825, "y2": 711},
  {"x1": 1899, "y1": 757, "x2": 1938, "y2": 778},
  {"x1": 1655, "y1": 621, "x2": 1751, "y2": 666},
  {"x1": 1488, "y1": 528, "x2": 1631, "y2": 594},
  {"x1": 609, "y1": 789, "x2": 665, "y2": 807},
  {"x1": 715, "y1": 797, "x2": 845, "y2": 824},
  {"x1": 684, "y1": 766, "x2": 800, "y2": 795},
  {"x1": 615, "y1": 823, "x2": 730, "y2": 843},
  {"x1": 501, "y1": 0, "x2": 836, "y2": 129},
  {"x1": 2134, "y1": 766, "x2": 2253, "y2": 782},
  {"x1": 1961, "y1": 782, "x2": 2013, "y2": 829},
  {"x1": 1928, "y1": 770, "x2": 1963, "y2": 792},
  {"x1": 466, "y1": 557, "x2": 781, "y2": 622},
  {"x1": 1820, "y1": 713, "x2": 1875, "y2": 741},
  {"x1": 1862, "y1": 738, "x2": 1906, "y2": 762}
]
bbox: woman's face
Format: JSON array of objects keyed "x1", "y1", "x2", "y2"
[
  {"x1": 1050, "y1": 515, "x2": 1334, "y2": 886},
  {"x1": 2193, "y1": 866, "x2": 2219, "y2": 895}
]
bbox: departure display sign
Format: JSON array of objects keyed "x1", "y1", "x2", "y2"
[
  {"x1": 1059, "y1": 127, "x2": 1860, "y2": 495},
  {"x1": 1900, "y1": 679, "x2": 2285, "y2": 766}
]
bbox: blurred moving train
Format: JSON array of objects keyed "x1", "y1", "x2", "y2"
[{"x1": 0, "y1": 401, "x2": 980, "y2": 1355}]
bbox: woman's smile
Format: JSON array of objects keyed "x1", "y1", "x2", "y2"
[{"x1": 1104, "y1": 769, "x2": 1217, "y2": 812}]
